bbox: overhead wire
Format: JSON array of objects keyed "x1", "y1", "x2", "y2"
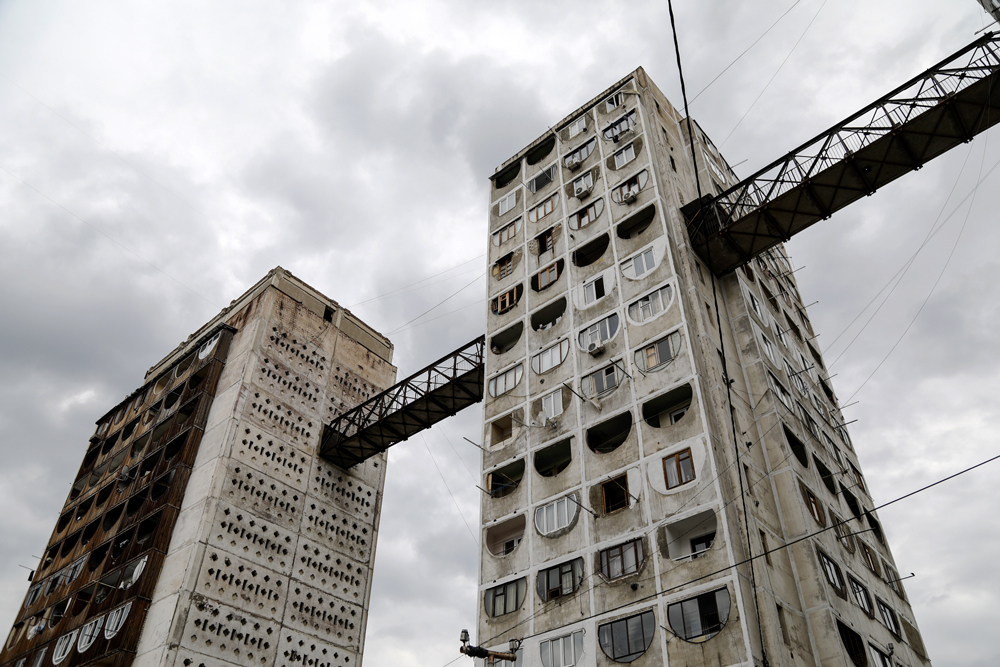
[
  {"x1": 388, "y1": 271, "x2": 487, "y2": 335},
  {"x1": 421, "y1": 433, "x2": 479, "y2": 548},
  {"x1": 347, "y1": 255, "x2": 485, "y2": 308}
]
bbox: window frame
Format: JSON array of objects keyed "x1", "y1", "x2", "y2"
[
  {"x1": 540, "y1": 630, "x2": 584, "y2": 667},
  {"x1": 536, "y1": 262, "x2": 560, "y2": 290},
  {"x1": 498, "y1": 191, "x2": 517, "y2": 216},
  {"x1": 572, "y1": 171, "x2": 594, "y2": 196},
  {"x1": 104, "y1": 601, "x2": 131, "y2": 639},
  {"x1": 583, "y1": 276, "x2": 606, "y2": 305},
  {"x1": 599, "y1": 538, "x2": 644, "y2": 580},
  {"x1": 666, "y1": 587, "x2": 732, "y2": 643},
  {"x1": 637, "y1": 331, "x2": 681, "y2": 372},
  {"x1": 598, "y1": 610, "x2": 656, "y2": 662},
  {"x1": 537, "y1": 558, "x2": 585, "y2": 602},
  {"x1": 586, "y1": 364, "x2": 620, "y2": 396},
  {"x1": 567, "y1": 117, "x2": 587, "y2": 139},
  {"x1": 569, "y1": 200, "x2": 602, "y2": 230},
  {"x1": 492, "y1": 218, "x2": 522, "y2": 246},
  {"x1": 541, "y1": 390, "x2": 564, "y2": 421},
  {"x1": 532, "y1": 339, "x2": 570, "y2": 374},
  {"x1": 663, "y1": 448, "x2": 695, "y2": 489},
  {"x1": 578, "y1": 313, "x2": 620, "y2": 349},
  {"x1": 601, "y1": 474, "x2": 630, "y2": 514},
  {"x1": 621, "y1": 247, "x2": 656, "y2": 279},
  {"x1": 876, "y1": 598, "x2": 901, "y2": 637},
  {"x1": 528, "y1": 193, "x2": 559, "y2": 223},
  {"x1": 535, "y1": 495, "x2": 578, "y2": 535},
  {"x1": 613, "y1": 143, "x2": 636, "y2": 169},
  {"x1": 849, "y1": 576, "x2": 874, "y2": 616},
  {"x1": 484, "y1": 578, "x2": 527, "y2": 618},
  {"x1": 818, "y1": 551, "x2": 845, "y2": 593},
  {"x1": 488, "y1": 363, "x2": 524, "y2": 398}
]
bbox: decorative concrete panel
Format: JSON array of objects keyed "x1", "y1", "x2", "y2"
[
  {"x1": 208, "y1": 501, "x2": 296, "y2": 575},
  {"x1": 232, "y1": 422, "x2": 311, "y2": 492}
]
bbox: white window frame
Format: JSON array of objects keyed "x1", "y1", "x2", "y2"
[
  {"x1": 748, "y1": 291, "x2": 762, "y2": 318},
  {"x1": 492, "y1": 218, "x2": 521, "y2": 246},
  {"x1": 621, "y1": 246, "x2": 656, "y2": 279},
  {"x1": 77, "y1": 616, "x2": 104, "y2": 652},
  {"x1": 568, "y1": 117, "x2": 586, "y2": 138},
  {"x1": 104, "y1": 601, "x2": 132, "y2": 639},
  {"x1": 488, "y1": 364, "x2": 524, "y2": 398},
  {"x1": 541, "y1": 391, "x2": 564, "y2": 421},
  {"x1": 533, "y1": 340, "x2": 570, "y2": 374},
  {"x1": 613, "y1": 143, "x2": 636, "y2": 169},
  {"x1": 627, "y1": 285, "x2": 672, "y2": 323},
  {"x1": 564, "y1": 138, "x2": 596, "y2": 166},
  {"x1": 540, "y1": 630, "x2": 584, "y2": 667},
  {"x1": 569, "y1": 201, "x2": 600, "y2": 230},
  {"x1": 535, "y1": 495, "x2": 578, "y2": 535},
  {"x1": 760, "y1": 332, "x2": 776, "y2": 363},
  {"x1": 572, "y1": 171, "x2": 594, "y2": 196},
  {"x1": 498, "y1": 191, "x2": 517, "y2": 216},
  {"x1": 605, "y1": 92, "x2": 624, "y2": 112},
  {"x1": 586, "y1": 364, "x2": 619, "y2": 396},
  {"x1": 52, "y1": 631, "x2": 78, "y2": 665},
  {"x1": 636, "y1": 330, "x2": 682, "y2": 371},
  {"x1": 527, "y1": 164, "x2": 557, "y2": 194},
  {"x1": 578, "y1": 314, "x2": 620, "y2": 348},
  {"x1": 768, "y1": 372, "x2": 792, "y2": 410},
  {"x1": 583, "y1": 276, "x2": 606, "y2": 305}
]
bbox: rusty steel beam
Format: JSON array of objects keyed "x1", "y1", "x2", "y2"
[
  {"x1": 319, "y1": 336, "x2": 486, "y2": 469},
  {"x1": 685, "y1": 31, "x2": 1000, "y2": 275}
]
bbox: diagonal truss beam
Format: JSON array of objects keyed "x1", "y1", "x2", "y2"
[
  {"x1": 684, "y1": 32, "x2": 1000, "y2": 275},
  {"x1": 319, "y1": 336, "x2": 486, "y2": 469}
]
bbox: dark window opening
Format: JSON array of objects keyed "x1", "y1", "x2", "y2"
[
  {"x1": 130, "y1": 433, "x2": 151, "y2": 460},
  {"x1": 536, "y1": 558, "x2": 584, "y2": 601},
  {"x1": 490, "y1": 322, "x2": 523, "y2": 355},
  {"x1": 783, "y1": 424, "x2": 808, "y2": 467},
  {"x1": 187, "y1": 365, "x2": 210, "y2": 393},
  {"x1": 527, "y1": 165, "x2": 556, "y2": 193},
  {"x1": 75, "y1": 497, "x2": 94, "y2": 523},
  {"x1": 526, "y1": 135, "x2": 556, "y2": 165},
  {"x1": 323, "y1": 305, "x2": 335, "y2": 322},
  {"x1": 837, "y1": 620, "x2": 868, "y2": 667},
  {"x1": 95, "y1": 483, "x2": 114, "y2": 509},
  {"x1": 120, "y1": 419, "x2": 138, "y2": 441},
  {"x1": 616, "y1": 205, "x2": 656, "y2": 240},
  {"x1": 164, "y1": 431, "x2": 188, "y2": 462},
  {"x1": 531, "y1": 297, "x2": 567, "y2": 331},
  {"x1": 60, "y1": 531, "x2": 81, "y2": 558},
  {"x1": 87, "y1": 543, "x2": 110, "y2": 573},
  {"x1": 102, "y1": 503, "x2": 125, "y2": 533},
  {"x1": 489, "y1": 414, "x2": 516, "y2": 448},
  {"x1": 110, "y1": 528, "x2": 135, "y2": 562},
  {"x1": 667, "y1": 588, "x2": 731, "y2": 642},
  {"x1": 487, "y1": 460, "x2": 525, "y2": 498},
  {"x1": 866, "y1": 512, "x2": 884, "y2": 545},
  {"x1": 642, "y1": 384, "x2": 693, "y2": 427},
  {"x1": 535, "y1": 439, "x2": 572, "y2": 477},
  {"x1": 491, "y1": 284, "x2": 524, "y2": 315},
  {"x1": 163, "y1": 386, "x2": 183, "y2": 411},
  {"x1": 100, "y1": 432, "x2": 120, "y2": 457},
  {"x1": 814, "y1": 456, "x2": 837, "y2": 494},
  {"x1": 601, "y1": 474, "x2": 630, "y2": 514},
  {"x1": 125, "y1": 490, "x2": 147, "y2": 518},
  {"x1": 57, "y1": 512, "x2": 72, "y2": 534},
  {"x1": 81, "y1": 519, "x2": 100, "y2": 547},
  {"x1": 136, "y1": 512, "x2": 162, "y2": 545},
  {"x1": 150, "y1": 470, "x2": 175, "y2": 503},
  {"x1": 841, "y1": 485, "x2": 862, "y2": 519},
  {"x1": 598, "y1": 610, "x2": 655, "y2": 662},
  {"x1": 572, "y1": 234, "x2": 610, "y2": 267},
  {"x1": 71, "y1": 584, "x2": 95, "y2": 616},
  {"x1": 485, "y1": 515, "x2": 525, "y2": 556},
  {"x1": 587, "y1": 412, "x2": 633, "y2": 454},
  {"x1": 494, "y1": 162, "x2": 521, "y2": 189}
]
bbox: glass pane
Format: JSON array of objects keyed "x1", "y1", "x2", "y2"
[
  {"x1": 562, "y1": 636, "x2": 574, "y2": 666},
  {"x1": 540, "y1": 642, "x2": 551, "y2": 667},
  {"x1": 623, "y1": 544, "x2": 636, "y2": 573},
  {"x1": 546, "y1": 504, "x2": 555, "y2": 531},
  {"x1": 611, "y1": 620, "x2": 628, "y2": 659},
  {"x1": 665, "y1": 459, "x2": 680, "y2": 488},
  {"x1": 626, "y1": 615, "x2": 644, "y2": 653}
]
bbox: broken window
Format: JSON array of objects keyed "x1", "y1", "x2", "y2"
[
  {"x1": 492, "y1": 218, "x2": 522, "y2": 246},
  {"x1": 86, "y1": 543, "x2": 109, "y2": 573},
  {"x1": 578, "y1": 313, "x2": 620, "y2": 349},
  {"x1": 603, "y1": 110, "x2": 637, "y2": 141},
  {"x1": 601, "y1": 474, "x2": 630, "y2": 514},
  {"x1": 831, "y1": 512, "x2": 855, "y2": 552},
  {"x1": 841, "y1": 484, "x2": 862, "y2": 519},
  {"x1": 613, "y1": 143, "x2": 636, "y2": 169},
  {"x1": 605, "y1": 92, "x2": 625, "y2": 112},
  {"x1": 135, "y1": 512, "x2": 161, "y2": 546},
  {"x1": 491, "y1": 285, "x2": 523, "y2": 315},
  {"x1": 535, "y1": 495, "x2": 577, "y2": 535},
  {"x1": 531, "y1": 261, "x2": 564, "y2": 292},
  {"x1": 837, "y1": 620, "x2": 867, "y2": 667},
  {"x1": 484, "y1": 578, "x2": 526, "y2": 617},
  {"x1": 497, "y1": 191, "x2": 518, "y2": 217},
  {"x1": 849, "y1": 576, "x2": 874, "y2": 616},
  {"x1": 583, "y1": 364, "x2": 619, "y2": 397},
  {"x1": 119, "y1": 555, "x2": 147, "y2": 590},
  {"x1": 532, "y1": 297, "x2": 567, "y2": 332},
  {"x1": 663, "y1": 449, "x2": 695, "y2": 489},
  {"x1": 587, "y1": 412, "x2": 632, "y2": 454},
  {"x1": 613, "y1": 170, "x2": 648, "y2": 202},
  {"x1": 818, "y1": 550, "x2": 845, "y2": 593},
  {"x1": 813, "y1": 456, "x2": 837, "y2": 494},
  {"x1": 667, "y1": 588, "x2": 731, "y2": 643},
  {"x1": 528, "y1": 193, "x2": 559, "y2": 223},
  {"x1": 486, "y1": 515, "x2": 525, "y2": 556},
  {"x1": 783, "y1": 424, "x2": 809, "y2": 467},
  {"x1": 535, "y1": 439, "x2": 572, "y2": 477},
  {"x1": 486, "y1": 459, "x2": 525, "y2": 498},
  {"x1": 150, "y1": 470, "x2": 175, "y2": 503},
  {"x1": 572, "y1": 233, "x2": 609, "y2": 267},
  {"x1": 620, "y1": 246, "x2": 656, "y2": 279},
  {"x1": 616, "y1": 205, "x2": 655, "y2": 240},
  {"x1": 569, "y1": 200, "x2": 603, "y2": 230},
  {"x1": 494, "y1": 162, "x2": 521, "y2": 190},
  {"x1": 600, "y1": 538, "x2": 644, "y2": 580},
  {"x1": 636, "y1": 332, "x2": 683, "y2": 373},
  {"x1": 859, "y1": 542, "x2": 881, "y2": 576},
  {"x1": 599, "y1": 610, "x2": 655, "y2": 662},
  {"x1": 490, "y1": 322, "x2": 523, "y2": 355},
  {"x1": 537, "y1": 558, "x2": 584, "y2": 602},
  {"x1": 488, "y1": 364, "x2": 523, "y2": 398},
  {"x1": 582, "y1": 276, "x2": 606, "y2": 305},
  {"x1": 627, "y1": 285, "x2": 672, "y2": 322},
  {"x1": 527, "y1": 164, "x2": 557, "y2": 193},
  {"x1": 540, "y1": 631, "x2": 584, "y2": 667},
  {"x1": 489, "y1": 414, "x2": 516, "y2": 449}
]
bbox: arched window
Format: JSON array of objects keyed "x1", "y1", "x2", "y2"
[
  {"x1": 488, "y1": 364, "x2": 523, "y2": 398},
  {"x1": 104, "y1": 602, "x2": 132, "y2": 639},
  {"x1": 536, "y1": 558, "x2": 584, "y2": 601},
  {"x1": 627, "y1": 285, "x2": 673, "y2": 323},
  {"x1": 598, "y1": 610, "x2": 655, "y2": 662},
  {"x1": 667, "y1": 588, "x2": 731, "y2": 642},
  {"x1": 484, "y1": 579, "x2": 526, "y2": 617},
  {"x1": 535, "y1": 495, "x2": 578, "y2": 535},
  {"x1": 531, "y1": 340, "x2": 570, "y2": 374}
]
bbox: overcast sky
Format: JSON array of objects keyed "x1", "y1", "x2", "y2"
[{"x1": 1, "y1": 1, "x2": 998, "y2": 666}]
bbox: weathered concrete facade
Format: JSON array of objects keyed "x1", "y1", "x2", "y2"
[
  {"x1": 478, "y1": 69, "x2": 930, "y2": 667},
  {"x1": 1, "y1": 268, "x2": 395, "y2": 667}
]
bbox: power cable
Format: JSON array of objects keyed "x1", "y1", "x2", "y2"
[
  {"x1": 719, "y1": 0, "x2": 829, "y2": 149},
  {"x1": 0, "y1": 165, "x2": 217, "y2": 309},
  {"x1": 388, "y1": 271, "x2": 486, "y2": 335},
  {"x1": 421, "y1": 434, "x2": 479, "y2": 548},
  {"x1": 347, "y1": 255, "x2": 485, "y2": 308},
  {"x1": 391, "y1": 296, "x2": 486, "y2": 334},
  {"x1": 439, "y1": 426, "x2": 480, "y2": 486},
  {"x1": 689, "y1": 0, "x2": 803, "y2": 104}
]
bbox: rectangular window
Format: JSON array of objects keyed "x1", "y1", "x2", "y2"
[
  {"x1": 570, "y1": 202, "x2": 598, "y2": 229},
  {"x1": 625, "y1": 247, "x2": 655, "y2": 278},
  {"x1": 498, "y1": 191, "x2": 516, "y2": 216},
  {"x1": 600, "y1": 539, "x2": 643, "y2": 579},
  {"x1": 537, "y1": 264, "x2": 558, "y2": 290},
  {"x1": 850, "y1": 576, "x2": 874, "y2": 615},
  {"x1": 496, "y1": 289, "x2": 516, "y2": 313},
  {"x1": 493, "y1": 218, "x2": 520, "y2": 246},
  {"x1": 760, "y1": 530, "x2": 771, "y2": 565},
  {"x1": 760, "y1": 334, "x2": 776, "y2": 362},
  {"x1": 776, "y1": 605, "x2": 790, "y2": 645},
  {"x1": 588, "y1": 365, "x2": 618, "y2": 395},
  {"x1": 860, "y1": 542, "x2": 881, "y2": 575},
  {"x1": 497, "y1": 255, "x2": 513, "y2": 279},
  {"x1": 539, "y1": 560, "x2": 582, "y2": 601},
  {"x1": 877, "y1": 599, "x2": 901, "y2": 636},
  {"x1": 614, "y1": 144, "x2": 636, "y2": 169},
  {"x1": 538, "y1": 228, "x2": 555, "y2": 253},
  {"x1": 819, "y1": 551, "x2": 844, "y2": 592},
  {"x1": 748, "y1": 291, "x2": 762, "y2": 317},
  {"x1": 528, "y1": 194, "x2": 557, "y2": 223},
  {"x1": 642, "y1": 331, "x2": 680, "y2": 370},
  {"x1": 568, "y1": 117, "x2": 586, "y2": 138},
  {"x1": 605, "y1": 92, "x2": 623, "y2": 112},
  {"x1": 540, "y1": 631, "x2": 583, "y2": 667},
  {"x1": 602, "y1": 475, "x2": 629, "y2": 513},
  {"x1": 663, "y1": 449, "x2": 695, "y2": 489},
  {"x1": 584, "y1": 277, "x2": 605, "y2": 304},
  {"x1": 485, "y1": 579, "x2": 525, "y2": 617},
  {"x1": 542, "y1": 391, "x2": 563, "y2": 420},
  {"x1": 768, "y1": 372, "x2": 792, "y2": 410},
  {"x1": 573, "y1": 172, "x2": 594, "y2": 196},
  {"x1": 528, "y1": 165, "x2": 556, "y2": 193},
  {"x1": 536, "y1": 341, "x2": 566, "y2": 373},
  {"x1": 690, "y1": 532, "x2": 715, "y2": 557},
  {"x1": 869, "y1": 645, "x2": 893, "y2": 667}
]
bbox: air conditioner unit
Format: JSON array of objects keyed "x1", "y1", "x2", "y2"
[
  {"x1": 566, "y1": 158, "x2": 581, "y2": 171},
  {"x1": 587, "y1": 342, "x2": 606, "y2": 357},
  {"x1": 576, "y1": 185, "x2": 592, "y2": 200},
  {"x1": 621, "y1": 191, "x2": 637, "y2": 204}
]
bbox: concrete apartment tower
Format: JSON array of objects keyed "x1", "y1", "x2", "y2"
[
  {"x1": 0, "y1": 268, "x2": 395, "y2": 667},
  {"x1": 478, "y1": 68, "x2": 930, "y2": 667}
]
